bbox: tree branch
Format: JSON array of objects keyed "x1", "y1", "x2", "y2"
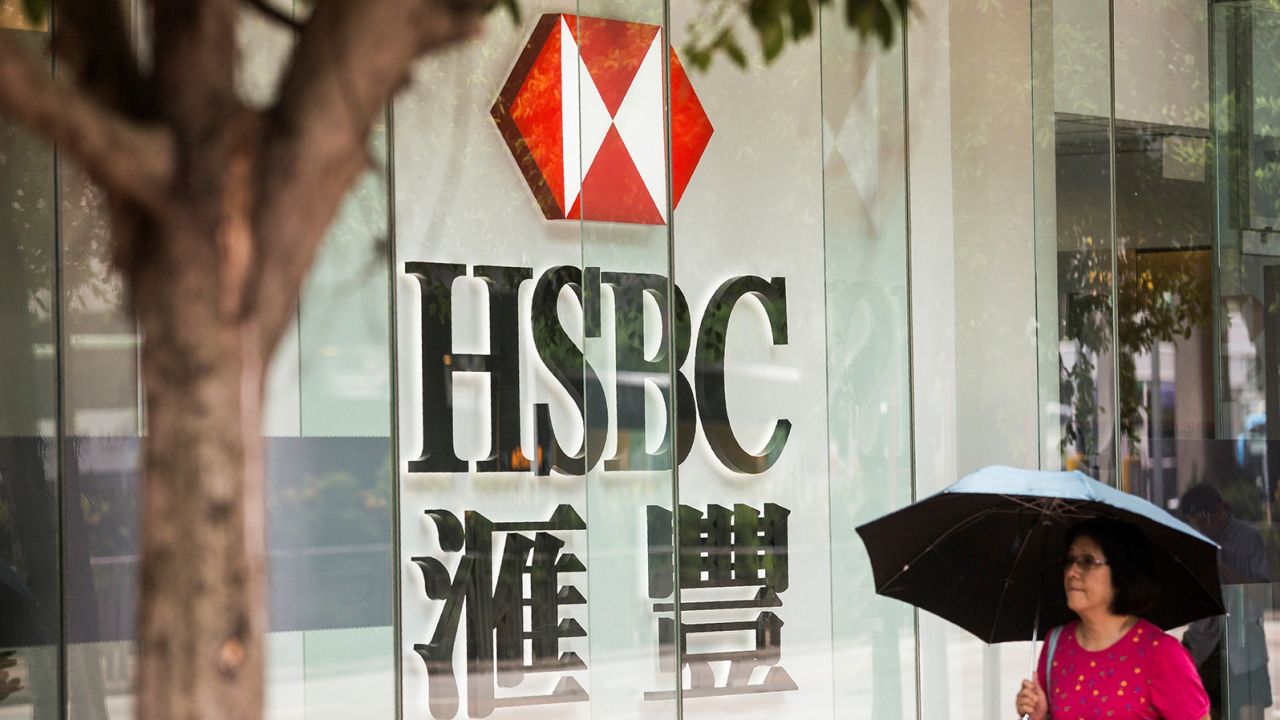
[
  {"x1": 0, "y1": 36, "x2": 173, "y2": 213},
  {"x1": 153, "y1": 0, "x2": 241, "y2": 138},
  {"x1": 242, "y1": 0, "x2": 303, "y2": 32},
  {"x1": 50, "y1": 0, "x2": 152, "y2": 118},
  {"x1": 251, "y1": 0, "x2": 493, "y2": 349}
]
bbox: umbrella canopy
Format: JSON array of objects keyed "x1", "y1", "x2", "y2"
[{"x1": 855, "y1": 465, "x2": 1224, "y2": 643}]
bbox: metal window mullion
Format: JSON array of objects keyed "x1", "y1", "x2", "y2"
[
  {"x1": 1107, "y1": 0, "x2": 1123, "y2": 489},
  {"x1": 658, "y1": 3, "x2": 684, "y2": 719}
]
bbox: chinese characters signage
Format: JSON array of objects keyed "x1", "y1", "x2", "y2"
[
  {"x1": 412, "y1": 506, "x2": 588, "y2": 718},
  {"x1": 410, "y1": 502, "x2": 795, "y2": 717},
  {"x1": 646, "y1": 503, "x2": 797, "y2": 700}
]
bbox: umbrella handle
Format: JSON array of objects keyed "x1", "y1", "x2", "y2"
[
  {"x1": 1019, "y1": 519, "x2": 1050, "y2": 720},
  {"x1": 1018, "y1": 637, "x2": 1039, "y2": 720},
  {"x1": 1016, "y1": 634, "x2": 1039, "y2": 720},
  {"x1": 1020, "y1": 585, "x2": 1042, "y2": 720},
  {"x1": 1026, "y1": 612, "x2": 1040, "y2": 680}
]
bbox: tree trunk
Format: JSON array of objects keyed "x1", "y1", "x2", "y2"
[
  {"x1": 131, "y1": 192, "x2": 267, "y2": 720},
  {"x1": 0, "y1": 3, "x2": 498, "y2": 719}
]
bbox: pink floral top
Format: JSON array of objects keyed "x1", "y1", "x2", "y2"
[{"x1": 1036, "y1": 619, "x2": 1209, "y2": 720}]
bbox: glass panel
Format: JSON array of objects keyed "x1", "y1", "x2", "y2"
[
  {"x1": 820, "y1": 8, "x2": 915, "y2": 720},
  {"x1": 1110, "y1": 1, "x2": 1226, "y2": 710},
  {"x1": 1211, "y1": 3, "x2": 1280, "y2": 718},
  {"x1": 57, "y1": 12, "x2": 146, "y2": 712},
  {"x1": 1109, "y1": 117, "x2": 1215, "y2": 508},
  {"x1": 392, "y1": 2, "x2": 606, "y2": 717},
  {"x1": 263, "y1": 431, "x2": 394, "y2": 700},
  {"x1": 300, "y1": 628, "x2": 395, "y2": 720},
  {"x1": 57, "y1": 42, "x2": 140, "y2": 720},
  {"x1": 913, "y1": 0, "x2": 1043, "y2": 714},
  {"x1": 1111, "y1": 0, "x2": 1213, "y2": 510},
  {"x1": 565, "y1": 1, "x2": 682, "y2": 718},
  {"x1": 1045, "y1": 0, "x2": 1120, "y2": 487},
  {"x1": 0, "y1": 19, "x2": 60, "y2": 720},
  {"x1": 297, "y1": 127, "x2": 392, "y2": 438},
  {"x1": 264, "y1": 632, "x2": 304, "y2": 720},
  {"x1": 264, "y1": 122, "x2": 395, "y2": 720},
  {"x1": 666, "y1": 3, "x2": 836, "y2": 718}
]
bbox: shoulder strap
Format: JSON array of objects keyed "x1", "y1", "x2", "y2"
[{"x1": 1045, "y1": 626, "x2": 1064, "y2": 698}]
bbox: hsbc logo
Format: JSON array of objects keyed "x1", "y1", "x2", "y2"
[
  {"x1": 404, "y1": 263, "x2": 791, "y2": 477},
  {"x1": 492, "y1": 14, "x2": 714, "y2": 225}
]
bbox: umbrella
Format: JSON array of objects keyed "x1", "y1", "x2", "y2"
[{"x1": 855, "y1": 465, "x2": 1224, "y2": 644}]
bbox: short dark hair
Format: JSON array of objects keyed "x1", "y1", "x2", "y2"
[
  {"x1": 1179, "y1": 484, "x2": 1224, "y2": 517},
  {"x1": 1065, "y1": 518, "x2": 1159, "y2": 617}
]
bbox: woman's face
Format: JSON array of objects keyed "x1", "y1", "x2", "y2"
[{"x1": 1063, "y1": 535, "x2": 1115, "y2": 616}]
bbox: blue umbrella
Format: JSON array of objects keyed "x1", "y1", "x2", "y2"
[{"x1": 855, "y1": 465, "x2": 1224, "y2": 644}]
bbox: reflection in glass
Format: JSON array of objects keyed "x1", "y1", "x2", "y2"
[
  {"x1": 1213, "y1": 3, "x2": 1280, "y2": 718},
  {"x1": 1113, "y1": 119, "x2": 1213, "y2": 509},
  {"x1": 0, "y1": 24, "x2": 59, "y2": 720},
  {"x1": 1053, "y1": 115, "x2": 1119, "y2": 486},
  {"x1": 565, "y1": 3, "x2": 686, "y2": 717},
  {"x1": 820, "y1": 6, "x2": 914, "y2": 719}
]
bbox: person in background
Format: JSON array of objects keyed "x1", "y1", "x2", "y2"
[{"x1": 1181, "y1": 484, "x2": 1272, "y2": 720}]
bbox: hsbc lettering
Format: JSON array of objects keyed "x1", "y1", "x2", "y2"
[{"x1": 405, "y1": 262, "x2": 791, "y2": 477}]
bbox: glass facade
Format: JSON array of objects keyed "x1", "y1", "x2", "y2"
[{"x1": 0, "y1": 1, "x2": 1277, "y2": 719}]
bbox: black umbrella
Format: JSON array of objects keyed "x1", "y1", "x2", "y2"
[{"x1": 855, "y1": 465, "x2": 1224, "y2": 644}]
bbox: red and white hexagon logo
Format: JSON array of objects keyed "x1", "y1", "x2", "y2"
[{"x1": 492, "y1": 14, "x2": 713, "y2": 225}]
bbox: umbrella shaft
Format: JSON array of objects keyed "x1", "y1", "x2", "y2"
[{"x1": 1022, "y1": 608, "x2": 1040, "y2": 720}]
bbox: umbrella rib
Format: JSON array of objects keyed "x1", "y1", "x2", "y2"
[
  {"x1": 999, "y1": 495, "x2": 1092, "y2": 519},
  {"x1": 1159, "y1": 544, "x2": 1223, "y2": 617},
  {"x1": 987, "y1": 517, "x2": 1041, "y2": 643},
  {"x1": 881, "y1": 507, "x2": 1003, "y2": 588},
  {"x1": 880, "y1": 497, "x2": 1084, "y2": 591}
]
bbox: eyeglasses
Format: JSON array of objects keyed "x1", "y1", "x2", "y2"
[{"x1": 1062, "y1": 554, "x2": 1108, "y2": 572}]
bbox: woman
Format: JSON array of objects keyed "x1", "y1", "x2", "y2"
[{"x1": 1015, "y1": 518, "x2": 1210, "y2": 720}]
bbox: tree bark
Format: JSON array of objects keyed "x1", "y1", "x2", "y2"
[
  {"x1": 0, "y1": 4, "x2": 501, "y2": 720},
  {"x1": 131, "y1": 200, "x2": 267, "y2": 720}
]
